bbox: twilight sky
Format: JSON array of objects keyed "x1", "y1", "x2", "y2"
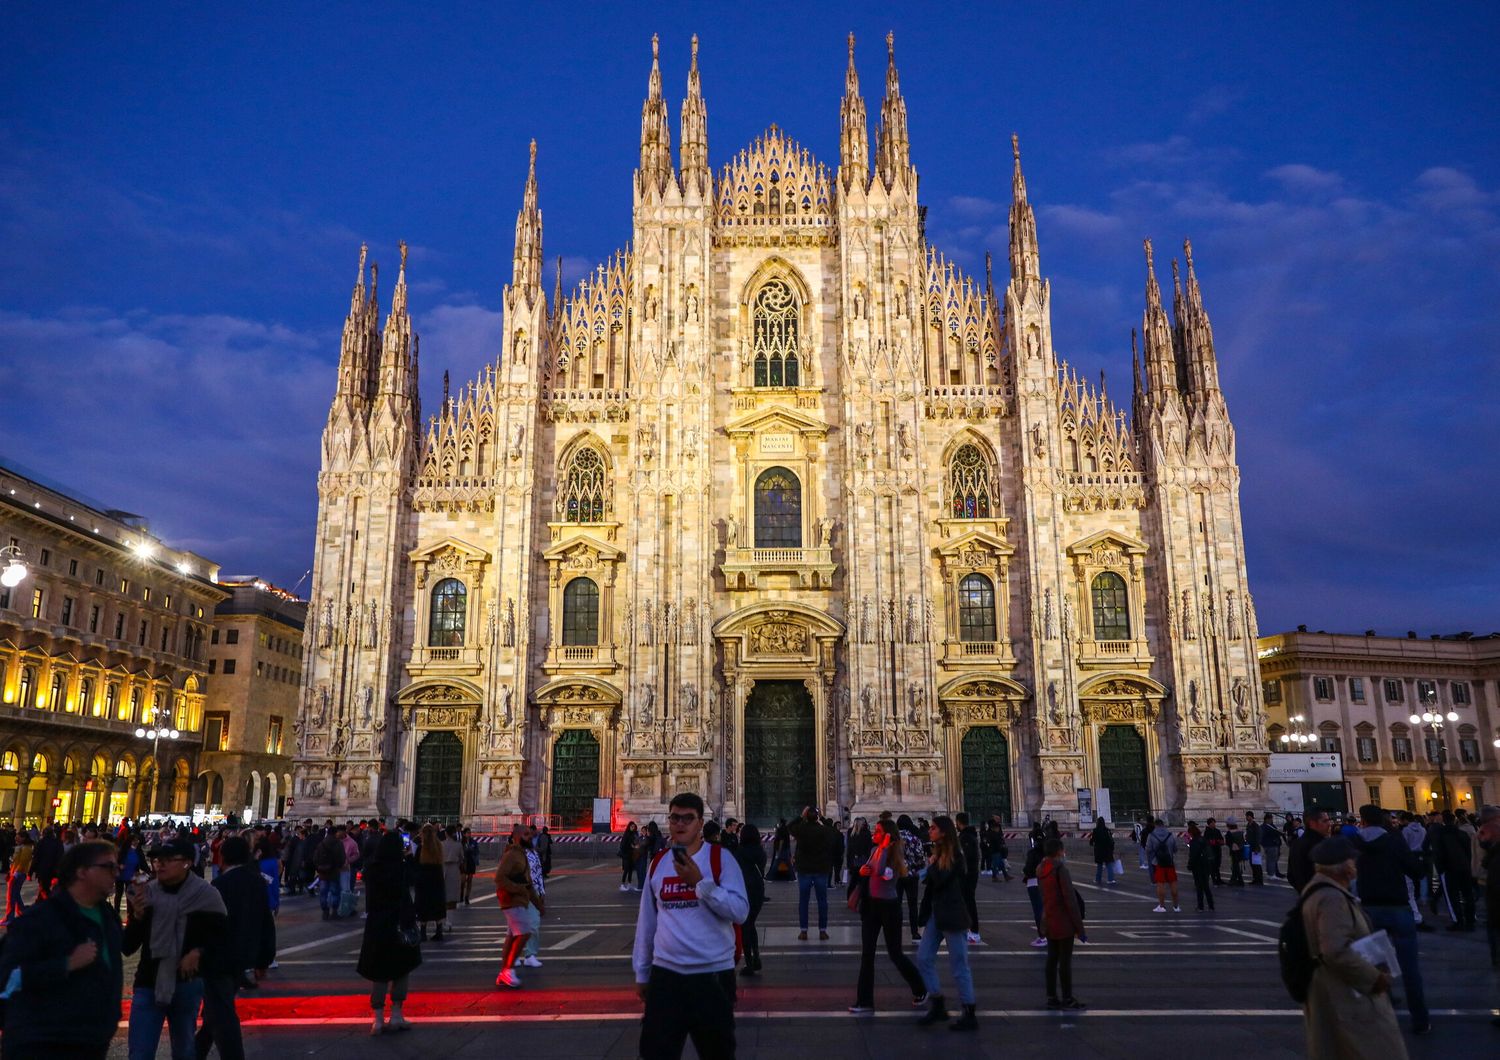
[{"x1": 2, "y1": 4, "x2": 1497, "y2": 636}]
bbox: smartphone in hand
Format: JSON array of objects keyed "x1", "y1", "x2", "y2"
[{"x1": 670, "y1": 844, "x2": 689, "y2": 863}]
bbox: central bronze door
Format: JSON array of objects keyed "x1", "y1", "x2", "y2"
[
  {"x1": 1098, "y1": 724, "x2": 1149, "y2": 823},
  {"x1": 961, "y1": 726, "x2": 1012, "y2": 825},
  {"x1": 743, "y1": 679, "x2": 816, "y2": 827},
  {"x1": 550, "y1": 728, "x2": 600, "y2": 829},
  {"x1": 413, "y1": 730, "x2": 463, "y2": 823}
]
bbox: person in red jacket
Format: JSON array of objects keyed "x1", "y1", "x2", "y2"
[{"x1": 1037, "y1": 837, "x2": 1086, "y2": 1009}]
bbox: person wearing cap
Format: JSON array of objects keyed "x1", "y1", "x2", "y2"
[
  {"x1": 194, "y1": 835, "x2": 276, "y2": 1060},
  {"x1": 123, "y1": 837, "x2": 228, "y2": 1060},
  {"x1": 1300, "y1": 836, "x2": 1408, "y2": 1060}
]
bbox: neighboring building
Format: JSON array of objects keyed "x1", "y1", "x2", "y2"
[
  {"x1": 0, "y1": 462, "x2": 226, "y2": 825},
  {"x1": 295, "y1": 35, "x2": 1270, "y2": 828},
  {"x1": 1258, "y1": 629, "x2": 1500, "y2": 813},
  {"x1": 198, "y1": 577, "x2": 305, "y2": 821}
]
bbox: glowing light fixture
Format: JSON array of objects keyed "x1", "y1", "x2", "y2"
[
  {"x1": 134, "y1": 541, "x2": 156, "y2": 560},
  {"x1": 0, "y1": 545, "x2": 28, "y2": 588}
]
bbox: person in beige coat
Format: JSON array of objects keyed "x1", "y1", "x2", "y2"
[
  {"x1": 1301, "y1": 836, "x2": 1409, "y2": 1060},
  {"x1": 440, "y1": 828, "x2": 464, "y2": 912}
]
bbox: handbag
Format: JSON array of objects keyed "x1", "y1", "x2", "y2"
[
  {"x1": 1111, "y1": 858, "x2": 1123, "y2": 876},
  {"x1": 397, "y1": 922, "x2": 420, "y2": 947},
  {"x1": 847, "y1": 875, "x2": 867, "y2": 914}
]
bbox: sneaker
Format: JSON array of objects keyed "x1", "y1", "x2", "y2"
[
  {"x1": 965, "y1": 931, "x2": 981, "y2": 944},
  {"x1": 619, "y1": 883, "x2": 630, "y2": 892},
  {"x1": 912, "y1": 992, "x2": 930, "y2": 1007},
  {"x1": 1046, "y1": 997, "x2": 1062, "y2": 1009},
  {"x1": 1172, "y1": 905, "x2": 1181, "y2": 913},
  {"x1": 848, "y1": 1005, "x2": 874, "y2": 1015},
  {"x1": 495, "y1": 969, "x2": 522, "y2": 989},
  {"x1": 797, "y1": 930, "x2": 808, "y2": 940},
  {"x1": 819, "y1": 930, "x2": 830, "y2": 940},
  {"x1": 522, "y1": 955, "x2": 543, "y2": 968},
  {"x1": 1152, "y1": 904, "x2": 1166, "y2": 913},
  {"x1": 1062, "y1": 997, "x2": 1086, "y2": 1009},
  {"x1": 1030, "y1": 936, "x2": 1048, "y2": 948}
]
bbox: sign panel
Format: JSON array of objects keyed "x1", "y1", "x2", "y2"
[
  {"x1": 759, "y1": 433, "x2": 795, "y2": 456},
  {"x1": 1095, "y1": 787, "x2": 1113, "y2": 826},
  {"x1": 1268, "y1": 782, "x2": 1306, "y2": 816},
  {"x1": 592, "y1": 797, "x2": 613, "y2": 833},
  {"x1": 1268, "y1": 752, "x2": 1343, "y2": 783},
  {"x1": 1076, "y1": 787, "x2": 1094, "y2": 826}
]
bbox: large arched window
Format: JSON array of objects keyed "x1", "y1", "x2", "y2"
[
  {"x1": 557, "y1": 445, "x2": 608, "y2": 523},
  {"x1": 958, "y1": 574, "x2": 997, "y2": 642},
  {"x1": 949, "y1": 443, "x2": 994, "y2": 519},
  {"x1": 428, "y1": 578, "x2": 467, "y2": 647},
  {"x1": 1090, "y1": 572, "x2": 1130, "y2": 640},
  {"x1": 754, "y1": 467, "x2": 802, "y2": 547},
  {"x1": 752, "y1": 279, "x2": 800, "y2": 387},
  {"x1": 561, "y1": 578, "x2": 600, "y2": 646}
]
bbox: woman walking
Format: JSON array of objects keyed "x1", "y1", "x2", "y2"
[
  {"x1": 413, "y1": 824, "x2": 447, "y2": 941},
  {"x1": 1038, "y1": 837, "x2": 1086, "y2": 1008},
  {"x1": 494, "y1": 825, "x2": 540, "y2": 989},
  {"x1": 850, "y1": 819, "x2": 928, "y2": 1014},
  {"x1": 440, "y1": 827, "x2": 463, "y2": 916},
  {"x1": 734, "y1": 823, "x2": 767, "y2": 975},
  {"x1": 1186, "y1": 822, "x2": 1215, "y2": 911},
  {"x1": 845, "y1": 818, "x2": 872, "y2": 896},
  {"x1": 636, "y1": 820, "x2": 662, "y2": 890},
  {"x1": 5, "y1": 831, "x2": 31, "y2": 922},
  {"x1": 618, "y1": 821, "x2": 639, "y2": 891},
  {"x1": 1089, "y1": 819, "x2": 1116, "y2": 885},
  {"x1": 459, "y1": 827, "x2": 479, "y2": 904},
  {"x1": 358, "y1": 830, "x2": 421, "y2": 1035},
  {"x1": 914, "y1": 815, "x2": 978, "y2": 1031}
]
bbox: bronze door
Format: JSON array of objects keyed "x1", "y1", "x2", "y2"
[
  {"x1": 743, "y1": 680, "x2": 816, "y2": 826},
  {"x1": 961, "y1": 726, "x2": 1012, "y2": 825},
  {"x1": 413, "y1": 730, "x2": 463, "y2": 823},
  {"x1": 550, "y1": 729, "x2": 600, "y2": 829},
  {"x1": 1098, "y1": 724, "x2": 1149, "y2": 822}
]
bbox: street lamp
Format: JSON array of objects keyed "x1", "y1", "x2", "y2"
[
  {"x1": 1409, "y1": 688, "x2": 1459, "y2": 812},
  {"x1": 135, "y1": 706, "x2": 182, "y2": 817},
  {"x1": 0, "y1": 545, "x2": 28, "y2": 588},
  {"x1": 1278, "y1": 713, "x2": 1316, "y2": 750}
]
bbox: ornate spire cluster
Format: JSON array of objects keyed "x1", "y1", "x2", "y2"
[
  {"x1": 925, "y1": 248, "x2": 1004, "y2": 387},
  {"x1": 378, "y1": 240, "x2": 413, "y2": 398},
  {"x1": 511, "y1": 140, "x2": 544, "y2": 298},
  {"x1": 874, "y1": 31, "x2": 911, "y2": 189},
  {"x1": 839, "y1": 32, "x2": 870, "y2": 191},
  {"x1": 679, "y1": 34, "x2": 709, "y2": 196},
  {"x1": 1180, "y1": 240, "x2": 1221, "y2": 398},
  {"x1": 549, "y1": 249, "x2": 633, "y2": 393},
  {"x1": 714, "y1": 126, "x2": 834, "y2": 242},
  {"x1": 1140, "y1": 239, "x2": 1179, "y2": 409},
  {"x1": 639, "y1": 35, "x2": 673, "y2": 197},
  {"x1": 335, "y1": 243, "x2": 373, "y2": 403},
  {"x1": 1008, "y1": 134, "x2": 1040, "y2": 290}
]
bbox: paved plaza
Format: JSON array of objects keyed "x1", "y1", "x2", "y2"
[{"x1": 86, "y1": 840, "x2": 1498, "y2": 1058}]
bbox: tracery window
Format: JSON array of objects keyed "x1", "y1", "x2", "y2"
[
  {"x1": 754, "y1": 467, "x2": 802, "y2": 547},
  {"x1": 557, "y1": 446, "x2": 608, "y2": 523},
  {"x1": 949, "y1": 444, "x2": 994, "y2": 518},
  {"x1": 1090, "y1": 572, "x2": 1130, "y2": 641},
  {"x1": 428, "y1": 578, "x2": 467, "y2": 647},
  {"x1": 561, "y1": 578, "x2": 600, "y2": 646},
  {"x1": 958, "y1": 574, "x2": 997, "y2": 642},
  {"x1": 752, "y1": 280, "x2": 800, "y2": 387}
]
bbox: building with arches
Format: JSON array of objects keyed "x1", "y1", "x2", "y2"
[
  {"x1": 294, "y1": 34, "x2": 1270, "y2": 827},
  {"x1": 0, "y1": 462, "x2": 224, "y2": 826}
]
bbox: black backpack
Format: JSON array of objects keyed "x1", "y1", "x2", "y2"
[
  {"x1": 1153, "y1": 834, "x2": 1175, "y2": 869},
  {"x1": 1278, "y1": 881, "x2": 1344, "y2": 1003}
]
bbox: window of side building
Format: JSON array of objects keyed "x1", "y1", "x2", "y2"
[
  {"x1": 222, "y1": 659, "x2": 236, "y2": 675},
  {"x1": 1356, "y1": 736, "x2": 1378, "y2": 763},
  {"x1": 1459, "y1": 737, "x2": 1480, "y2": 764},
  {"x1": 1349, "y1": 677, "x2": 1366, "y2": 702},
  {"x1": 1451, "y1": 681, "x2": 1471, "y2": 705},
  {"x1": 1383, "y1": 679, "x2": 1403, "y2": 703},
  {"x1": 266, "y1": 716, "x2": 283, "y2": 755},
  {"x1": 1313, "y1": 676, "x2": 1333, "y2": 701}
]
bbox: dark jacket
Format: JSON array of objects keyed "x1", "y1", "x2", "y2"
[
  {"x1": 313, "y1": 834, "x2": 346, "y2": 880},
  {"x1": 1431, "y1": 823, "x2": 1473, "y2": 877},
  {"x1": 0, "y1": 888, "x2": 124, "y2": 1050},
  {"x1": 846, "y1": 827, "x2": 873, "y2": 872},
  {"x1": 1352, "y1": 826, "x2": 1422, "y2": 907},
  {"x1": 787, "y1": 817, "x2": 835, "y2": 874},
  {"x1": 958, "y1": 826, "x2": 981, "y2": 884},
  {"x1": 1187, "y1": 835, "x2": 1213, "y2": 872},
  {"x1": 357, "y1": 857, "x2": 422, "y2": 983},
  {"x1": 917, "y1": 855, "x2": 969, "y2": 933},
  {"x1": 209, "y1": 862, "x2": 276, "y2": 973},
  {"x1": 1260, "y1": 821, "x2": 1283, "y2": 849},
  {"x1": 29, "y1": 832, "x2": 63, "y2": 886},
  {"x1": 122, "y1": 883, "x2": 227, "y2": 989},
  {"x1": 733, "y1": 842, "x2": 767, "y2": 912},
  {"x1": 1089, "y1": 825, "x2": 1115, "y2": 863},
  {"x1": 1287, "y1": 829, "x2": 1325, "y2": 892},
  {"x1": 1245, "y1": 820, "x2": 1263, "y2": 852}
]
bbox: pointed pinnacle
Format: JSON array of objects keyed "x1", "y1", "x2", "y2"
[
  {"x1": 848, "y1": 31, "x2": 856, "y2": 62},
  {"x1": 1012, "y1": 132, "x2": 1020, "y2": 162},
  {"x1": 886, "y1": 30, "x2": 895, "y2": 60},
  {"x1": 984, "y1": 251, "x2": 994, "y2": 290},
  {"x1": 1171, "y1": 257, "x2": 1182, "y2": 298},
  {"x1": 528, "y1": 138, "x2": 537, "y2": 174},
  {"x1": 398, "y1": 239, "x2": 408, "y2": 279},
  {"x1": 357, "y1": 243, "x2": 368, "y2": 285},
  {"x1": 691, "y1": 33, "x2": 698, "y2": 65},
  {"x1": 1184, "y1": 238, "x2": 1196, "y2": 272},
  {"x1": 1144, "y1": 238, "x2": 1155, "y2": 273}
]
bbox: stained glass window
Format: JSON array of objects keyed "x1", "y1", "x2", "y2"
[
  {"x1": 949, "y1": 444, "x2": 993, "y2": 518},
  {"x1": 958, "y1": 574, "x2": 997, "y2": 642},
  {"x1": 557, "y1": 446, "x2": 608, "y2": 523},
  {"x1": 1090, "y1": 572, "x2": 1130, "y2": 640},
  {"x1": 752, "y1": 279, "x2": 799, "y2": 387},
  {"x1": 429, "y1": 578, "x2": 467, "y2": 647},
  {"x1": 562, "y1": 578, "x2": 600, "y2": 646},
  {"x1": 754, "y1": 467, "x2": 802, "y2": 547}
]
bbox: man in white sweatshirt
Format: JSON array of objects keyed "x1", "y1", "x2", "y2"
[{"x1": 633, "y1": 792, "x2": 749, "y2": 1059}]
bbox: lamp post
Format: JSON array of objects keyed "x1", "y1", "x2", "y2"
[
  {"x1": 1278, "y1": 713, "x2": 1316, "y2": 751},
  {"x1": 135, "y1": 706, "x2": 181, "y2": 818},
  {"x1": 1409, "y1": 688, "x2": 1458, "y2": 812},
  {"x1": 0, "y1": 545, "x2": 29, "y2": 589}
]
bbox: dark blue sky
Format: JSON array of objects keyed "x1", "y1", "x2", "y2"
[{"x1": 3, "y1": 4, "x2": 1497, "y2": 635}]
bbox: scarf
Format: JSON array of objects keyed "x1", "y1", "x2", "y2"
[{"x1": 147, "y1": 872, "x2": 226, "y2": 1004}]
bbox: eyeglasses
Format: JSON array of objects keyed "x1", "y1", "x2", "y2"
[
  {"x1": 90, "y1": 862, "x2": 119, "y2": 872},
  {"x1": 666, "y1": 814, "x2": 699, "y2": 825}
]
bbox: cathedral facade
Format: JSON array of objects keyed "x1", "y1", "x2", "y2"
[{"x1": 293, "y1": 34, "x2": 1270, "y2": 829}]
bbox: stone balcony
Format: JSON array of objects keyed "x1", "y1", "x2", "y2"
[
  {"x1": 542, "y1": 642, "x2": 620, "y2": 675},
  {"x1": 721, "y1": 546, "x2": 835, "y2": 590},
  {"x1": 941, "y1": 638, "x2": 1017, "y2": 667},
  {"x1": 1075, "y1": 636, "x2": 1153, "y2": 669},
  {"x1": 407, "y1": 645, "x2": 484, "y2": 676}
]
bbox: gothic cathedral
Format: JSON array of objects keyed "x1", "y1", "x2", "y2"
[{"x1": 293, "y1": 35, "x2": 1270, "y2": 828}]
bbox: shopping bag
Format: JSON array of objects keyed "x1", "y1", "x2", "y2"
[
  {"x1": 1111, "y1": 858, "x2": 1124, "y2": 875},
  {"x1": 1250, "y1": 852, "x2": 1263, "y2": 866}
]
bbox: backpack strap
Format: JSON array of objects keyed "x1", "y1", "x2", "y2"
[{"x1": 710, "y1": 841, "x2": 722, "y2": 884}]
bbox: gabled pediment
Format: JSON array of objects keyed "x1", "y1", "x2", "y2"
[
  {"x1": 935, "y1": 528, "x2": 1015, "y2": 559},
  {"x1": 724, "y1": 405, "x2": 830, "y2": 438},
  {"x1": 1066, "y1": 529, "x2": 1148, "y2": 558},
  {"x1": 408, "y1": 536, "x2": 491, "y2": 564},
  {"x1": 541, "y1": 532, "x2": 624, "y2": 564}
]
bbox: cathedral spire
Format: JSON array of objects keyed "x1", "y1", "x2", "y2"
[
  {"x1": 639, "y1": 35, "x2": 673, "y2": 197},
  {"x1": 512, "y1": 140, "x2": 544, "y2": 296},
  {"x1": 551, "y1": 254, "x2": 564, "y2": 325},
  {"x1": 378, "y1": 240, "x2": 414, "y2": 398},
  {"x1": 1008, "y1": 134, "x2": 1041, "y2": 288},
  {"x1": 839, "y1": 32, "x2": 870, "y2": 192},
  {"x1": 335, "y1": 243, "x2": 372, "y2": 402},
  {"x1": 874, "y1": 31, "x2": 910, "y2": 189},
  {"x1": 1141, "y1": 239, "x2": 1180, "y2": 407},
  {"x1": 1182, "y1": 239, "x2": 1222, "y2": 396},
  {"x1": 679, "y1": 34, "x2": 710, "y2": 197}
]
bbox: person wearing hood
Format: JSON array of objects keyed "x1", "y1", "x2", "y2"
[
  {"x1": 1396, "y1": 812, "x2": 1431, "y2": 928},
  {"x1": 1224, "y1": 820, "x2": 1246, "y2": 886},
  {"x1": 1352, "y1": 805, "x2": 1429, "y2": 1035},
  {"x1": 1037, "y1": 838, "x2": 1086, "y2": 1009},
  {"x1": 1088, "y1": 819, "x2": 1116, "y2": 885},
  {"x1": 1299, "y1": 836, "x2": 1409, "y2": 1060}
]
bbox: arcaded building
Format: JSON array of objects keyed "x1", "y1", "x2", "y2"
[{"x1": 294, "y1": 35, "x2": 1270, "y2": 828}]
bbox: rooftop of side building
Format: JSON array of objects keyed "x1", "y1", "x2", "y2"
[
  {"x1": 214, "y1": 576, "x2": 308, "y2": 631},
  {"x1": 1258, "y1": 626, "x2": 1500, "y2": 667}
]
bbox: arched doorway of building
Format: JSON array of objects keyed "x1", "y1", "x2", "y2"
[
  {"x1": 265, "y1": 772, "x2": 278, "y2": 820},
  {"x1": 961, "y1": 727, "x2": 1012, "y2": 825},
  {"x1": 1098, "y1": 724, "x2": 1149, "y2": 822},
  {"x1": 413, "y1": 731, "x2": 463, "y2": 823},
  {"x1": 743, "y1": 680, "x2": 815, "y2": 826},
  {"x1": 550, "y1": 729, "x2": 600, "y2": 830}
]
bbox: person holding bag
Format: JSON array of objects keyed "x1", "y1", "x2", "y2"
[
  {"x1": 1088, "y1": 819, "x2": 1116, "y2": 885},
  {"x1": 849, "y1": 820, "x2": 927, "y2": 1015},
  {"x1": 914, "y1": 816, "x2": 978, "y2": 1031},
  {"x1": 357, "y1": 831, "x2": 421, "y2": 1035},
  {"x1": 1038, "y1": 837, "x2": 1087, "y2": 1009}
]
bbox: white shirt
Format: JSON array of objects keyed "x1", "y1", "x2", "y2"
[{"x1": 632, "y1": 843, "x2": 749, "y2": 983}]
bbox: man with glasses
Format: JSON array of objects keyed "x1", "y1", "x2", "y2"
[
  {"x1": 633, "y1": 792, "x2": 749, "y2": 1059},
  {"x1": 122, "y1": 838, "x2": 227, "y2": 1060},
  {"x1": 0, "y1": 839, "x2": 124, "y2": 1059}
]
